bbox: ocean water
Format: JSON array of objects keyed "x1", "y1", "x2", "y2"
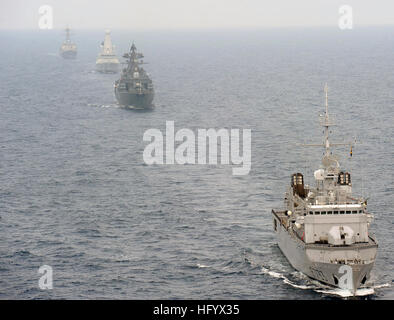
[{"x1": 0, "y1": 27, "x2": 393, "y2": 299}]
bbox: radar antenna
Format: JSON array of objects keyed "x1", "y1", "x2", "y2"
[{"x1": 299, "y1": 84, "x2": 355, "y2": 169}]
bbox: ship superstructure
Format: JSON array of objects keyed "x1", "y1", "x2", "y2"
[
  {"x1": 96, "y1": 30, "x2": 119, "y2": 73},
  {"x1": 272, "y1": 85, "x2": 378, "y2": 295},
  {"x1": 60, "y1": 27, "x2": 77, "y2": 59},
  {"x1": 114, "y1": 43, "x2": 154, "y2": 109}
]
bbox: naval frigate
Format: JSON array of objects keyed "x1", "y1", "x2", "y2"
[
  {"x1": 272, "y1": 85, "x2": 378, "y2": 295},
  {"x1": 114, "y1": 43, "x2": 154, "y2": 109},
  {"x1": 96, "y1": 30, "x2": 120, "y2": 73},
  {"x1": 60, "y1": 27, "x2": 77, "y2": 59}
]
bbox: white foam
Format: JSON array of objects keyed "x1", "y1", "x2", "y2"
[
  {"x1": 261, "y1": 266, "x2": 317, "y2": 290},
  {"x1": 373, "y1": 283, "x2": 391, "y2": 289},
  {"x1": 87, "y1": 103, "x2": 119, "y2": 109},
  {"x1": 261, "y1": 266, "x2": 283, "y2": 279},
  {"x1": 315, "y1": 287, "x2": 374, "y2": 298},
  {"x1": 260, "y1": 266, "x2": 390, "y2": 297},
  {"x1": 316, "y1": 283, "x2": 390, "y2": 297},
  {"x1": 283, "y1": 278, "x2": 315, "y2": 290}
]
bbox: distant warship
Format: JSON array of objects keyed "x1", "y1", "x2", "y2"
[
  {"x1": 114, "y1": 43, "x2": 154, "y2": 109},
  {"x1": 96, "y1": 30, "x2": 120, "y2": 73},
  {"x1": 60, "y1": 27, "x2": 77, "y2": 59},
  {"x1": 272, "y1": 85, "x2": 377, "y2": 295}
]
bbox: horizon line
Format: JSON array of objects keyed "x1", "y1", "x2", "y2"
[{"x1": 1, "y1": 24, "x2": 394, "y2": 32}]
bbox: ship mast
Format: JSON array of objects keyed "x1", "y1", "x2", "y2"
[
  {"x1": 65, "y1": 27, "x2": 71, "y2": 42},
  {"x1": 323, "y1": 83, "x2": 333, "y2": 157},
  {"x1": 300, "y1": 84, "x2": 354, "y2": 170},
  {"x1": 123, "y1": 42, "x2": 145, "y2": 73}
]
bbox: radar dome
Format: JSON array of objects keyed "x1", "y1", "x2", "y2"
[{"x1": 314, "y1": 169, "x2": 325, "y2": 181}]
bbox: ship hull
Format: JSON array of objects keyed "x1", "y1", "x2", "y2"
[
  {"x1": 114, "y1": 89, "x2": 154, "y2": 109},
  {"x1": 273, "y1": 213, "x2": 377, "y2": 294},
  {"x1": 60, "y1": 50, "x2": 77, "y2": 59}
]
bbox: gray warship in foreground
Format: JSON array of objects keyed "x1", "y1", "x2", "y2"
[
  {"x1": 272, "y1": 85, "x2": 378, "y2": 295},
  {"x1": 60, "y1": 27, "x2": 77, "y2": 59},
  {"x1": 114, "y1": 43, "x2": 154, "y2": 109},
  {"x1": 96, "y1": 30, "x2": 120, "y2": 73}
]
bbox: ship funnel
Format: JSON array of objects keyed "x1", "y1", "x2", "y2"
[
  {"x1": 291, "y1": 173, "x2": 306, "y2": 198},
  {"x1": 338, "y1": 172, "x2": 351, "y2": 185}
]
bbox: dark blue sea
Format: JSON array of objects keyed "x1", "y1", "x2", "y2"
[{"x1": 0, "y1": 27, "x2": 393, "y2": 299}]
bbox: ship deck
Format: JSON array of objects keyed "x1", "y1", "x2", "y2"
[{"x1": 271, "y1": 209, "x2": 378, "y2": 249}]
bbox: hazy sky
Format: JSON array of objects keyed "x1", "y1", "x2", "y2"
[{"x1": 1, "y1": 0, "x2": 393, "y2": 30}]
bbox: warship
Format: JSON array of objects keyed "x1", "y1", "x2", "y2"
[
  {"x1": 59, "y1": 27, "x2": 77, "y2": 59},
  {"x1": 272, "y1": 85, "x2": 378, "y2": 295},
  {"x1": 96, "y1": 30, "x2": 120, "y2": 73},
  {"x1": 114, "y1": 43, "x2": 154, "y2": 109}
]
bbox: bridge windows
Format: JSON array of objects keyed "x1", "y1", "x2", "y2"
[{"x1": 308, "y1": 209, "x2": 362, "y2": 215}]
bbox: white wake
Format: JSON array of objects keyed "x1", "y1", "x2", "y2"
[{"x1": 261, "y1": 266, "x2": 390, "y2": 297}]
